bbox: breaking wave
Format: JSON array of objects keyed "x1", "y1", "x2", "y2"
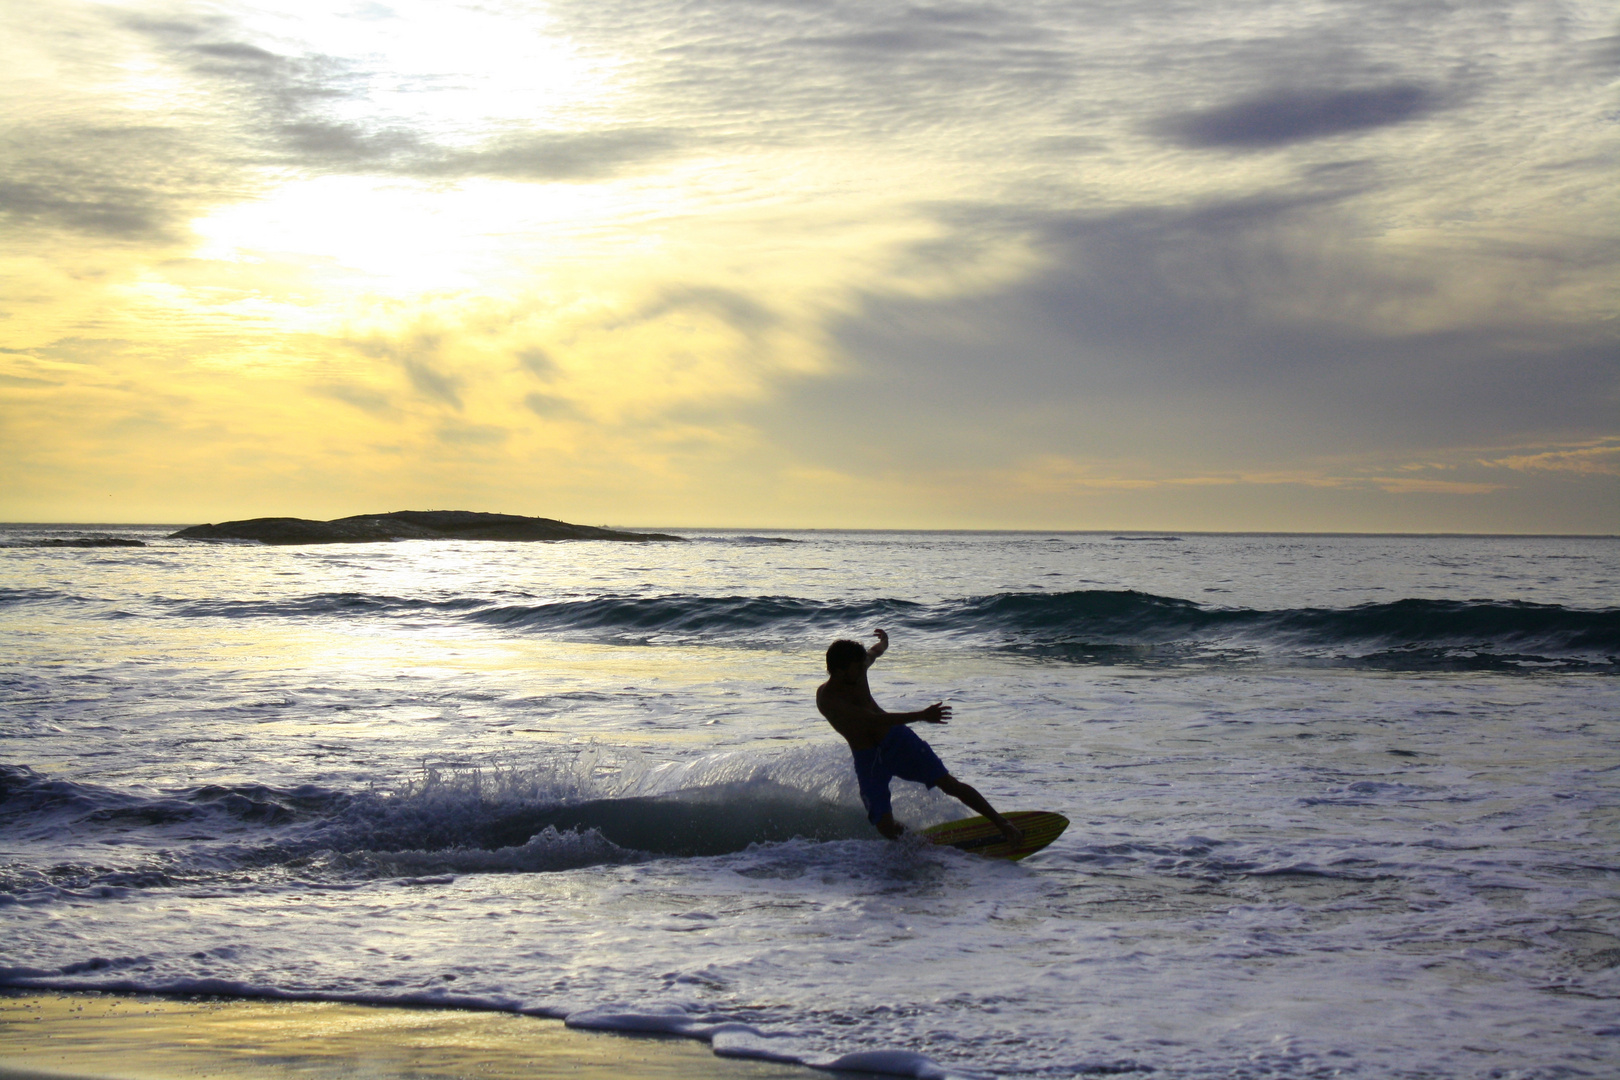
[{"x1": 0, "y1": 749, "x2": 887, "y2": 899}]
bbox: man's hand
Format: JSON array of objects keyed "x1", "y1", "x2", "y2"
[
  {"x1": 866, "y1": 627, "x2": 889, "y2": 664},
  {"x1": 918, "y1": 702, "x2": 951, "y2": 724}
]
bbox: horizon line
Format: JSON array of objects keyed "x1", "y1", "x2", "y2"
[{"x1": 2, "y1": 521, "x2": 1616, "y2": 540}]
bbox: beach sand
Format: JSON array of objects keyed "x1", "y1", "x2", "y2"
[{"x1": 0, "y1": 993, "x2": 827, "y2": 1080}]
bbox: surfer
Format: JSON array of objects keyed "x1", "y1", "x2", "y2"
[{"x1": 818, "y1": 629, "x2": 1022, "y2": 845}]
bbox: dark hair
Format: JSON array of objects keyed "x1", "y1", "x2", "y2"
[{"x1": 826, "y1": 639, "x2": 867, "y2": 673}]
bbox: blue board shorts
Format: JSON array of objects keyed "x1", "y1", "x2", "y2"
[{"x1": 851, "y1": 725, "x2": 949, "y2": 824}]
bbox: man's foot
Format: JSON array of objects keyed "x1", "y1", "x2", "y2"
[{"x1": 995, "y1": 818, "x2": 1023, "y2": 846}]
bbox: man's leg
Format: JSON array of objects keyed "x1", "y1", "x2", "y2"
[
  {"x1": 936, "y1": 775, "x2": 1022, "y2": 844},
  {"x1": 853, "y1": 745, "x2": 900, "y2": 839}
]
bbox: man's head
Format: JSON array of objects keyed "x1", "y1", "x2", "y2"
[{"x1": 826, "y1": 638, "x2": 867, "y2": 675}]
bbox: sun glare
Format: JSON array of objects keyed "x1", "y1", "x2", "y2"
[{"x1": 190, "y1": 176, "x2": 632, "y2": 294}]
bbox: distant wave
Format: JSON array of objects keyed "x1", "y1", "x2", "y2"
[
  {"x1": 9, "y1": 586, "x2": 1616, "y2": 671},
  {"x1": 0, "y1": 538, "x2": 147, "y2": 548},
  {"x1": 690, "y1": 534, "x2": 802, "y2": 545},
  {"x1": 946, "y1": 591, "x2": 1620, "y2": 671},
  {"x1": 0, "y1": 587, "x2": 64, "y2": 608}
]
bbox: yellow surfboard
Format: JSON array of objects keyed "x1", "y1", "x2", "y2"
[{"x1": 921, "y1": 811, "x2": 1068, "y2": 861}]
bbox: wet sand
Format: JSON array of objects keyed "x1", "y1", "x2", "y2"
[{"x1": 0, "y1": 993, "x2": 824, "y2": 1080}]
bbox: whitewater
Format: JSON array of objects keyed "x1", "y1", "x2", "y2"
[{"x1": 2, "y1": 526, "x2": 1617, "y2": 1079}]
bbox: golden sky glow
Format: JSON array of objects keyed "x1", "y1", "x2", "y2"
[{"x1": 2, "y1": 0, "x2": 1617, "y2": 530}]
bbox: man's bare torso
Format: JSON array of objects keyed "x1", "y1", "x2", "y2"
[{"x1": 816, "y1": 674, "x2": 889, "y2": 751}]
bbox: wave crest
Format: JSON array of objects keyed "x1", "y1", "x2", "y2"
[{"x1": 14, "y1": 584, "x2": 1616, "y2": 670}]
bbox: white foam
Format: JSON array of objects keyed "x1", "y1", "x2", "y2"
[
  {"x1": 809, "y1": 1051, "x2": 952, "y2": 1079},
  {"x1": 560, "y1": 1005, "x2": 959, "y2": 1078}
]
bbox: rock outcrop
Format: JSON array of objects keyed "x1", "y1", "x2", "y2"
[{"x1": 171, "y1": 511, "x2": 683, "y2": 545}]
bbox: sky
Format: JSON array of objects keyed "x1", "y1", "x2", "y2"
[{"x1": 1, "y1": 0, "x2": 1616, "y2": 531}]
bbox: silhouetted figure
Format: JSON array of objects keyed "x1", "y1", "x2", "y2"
[{"x1": 817, "y1": 629, "x2": 1021, "y2": 843}]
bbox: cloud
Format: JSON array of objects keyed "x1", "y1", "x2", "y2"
[
  {"x1": 1155, "y1": 84, "x2": 1442, "y2": 149},
  {"x1": 0, "y1": 175, "x2": 165, "y2": 240},
  {"x1": 261, "y1": 118, "x2": 684, "y2": 181},
  {"x1": 641, "y1": 286, "x2": 779, "y2": 337},
  {"x1": 1364, "y1": 476, "x2": 1504, "y2": 495},
  {"x1": 0, "y1": 125, "x2": 227, "y2": 242},
  {"x1": 190, "y1": 41, "x2": 278, "y2": 64},
  {"x1": 798, "y1": 3, "x2": 1059, "y2": 66},
  {"x1": 276, "y1": 121, "x2": 422, "y2": 165},
  {"x1": 1587, "y1": 33, "x2": 1620, "y2": 74},
  {"x1": 1481, "y1": 441, "x2": 1620, "y2": 476},
  {"x1": 0, "y1": 21, "x2": 273, "y2": 245},
  {"x1": 523, "y1": 392, "x2": 576, "y2": 418},
  {"x1": 349, "y1": 335, "x2": 464, "y2": 410},
  {"x1": 437, "y1": 422, "x2": 508, "y2": 446},
  {"x1": 990, "y1": 456, "x2": 1509, "y2": 497},
  {"x1": 755, "y1": 188, "x2": 1620, "y2": 478},
  {"x1": 517, "y1": 349, "x2": 558, "y2": 379},
  {"x1": 425, "y1": 130, "x2": 685, "y2": 182},
  {"x1": 310, "y1": 382, "x2": 397, "y2": 417},
  {"x1": 400, "y1": 359, "x2": 462, "y2": 410},
  {"x1": 546, "y1": 0, "x2": 1080, "y2": 143}
]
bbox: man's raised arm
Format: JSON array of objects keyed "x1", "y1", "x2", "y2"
[{"x1": 866, "y1": 628, "x2": 889, "y2": 666}]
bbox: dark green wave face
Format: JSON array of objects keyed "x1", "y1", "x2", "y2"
[
  {"x1": 37, "y1": 585, "x2": 1608, "y2": 672},
  {"x1": 475, "y1": 784, "x2": 874, "y2": 858}
]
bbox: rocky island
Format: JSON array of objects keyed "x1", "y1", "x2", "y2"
[{"x1": 171, "y1": 510, "x2": 683, "y2": 545}]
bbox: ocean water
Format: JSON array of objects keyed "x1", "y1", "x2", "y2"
[{"x1": 2, "y1": 525, "x2": 1618, "y2": 1079}]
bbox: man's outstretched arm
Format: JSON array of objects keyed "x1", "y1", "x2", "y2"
[
  {"x1": 853, "y1": 701, "x2": 950, "y2": 747},
  {"x1": 821, "y1": 695, "x2": 951, "y2": 748},
  {"x1": 893, "y1": 701, "x2": 950, "y2": 725},
  {"x1": 857, "y1": 702, "x2": 950, "y2": 739}
]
